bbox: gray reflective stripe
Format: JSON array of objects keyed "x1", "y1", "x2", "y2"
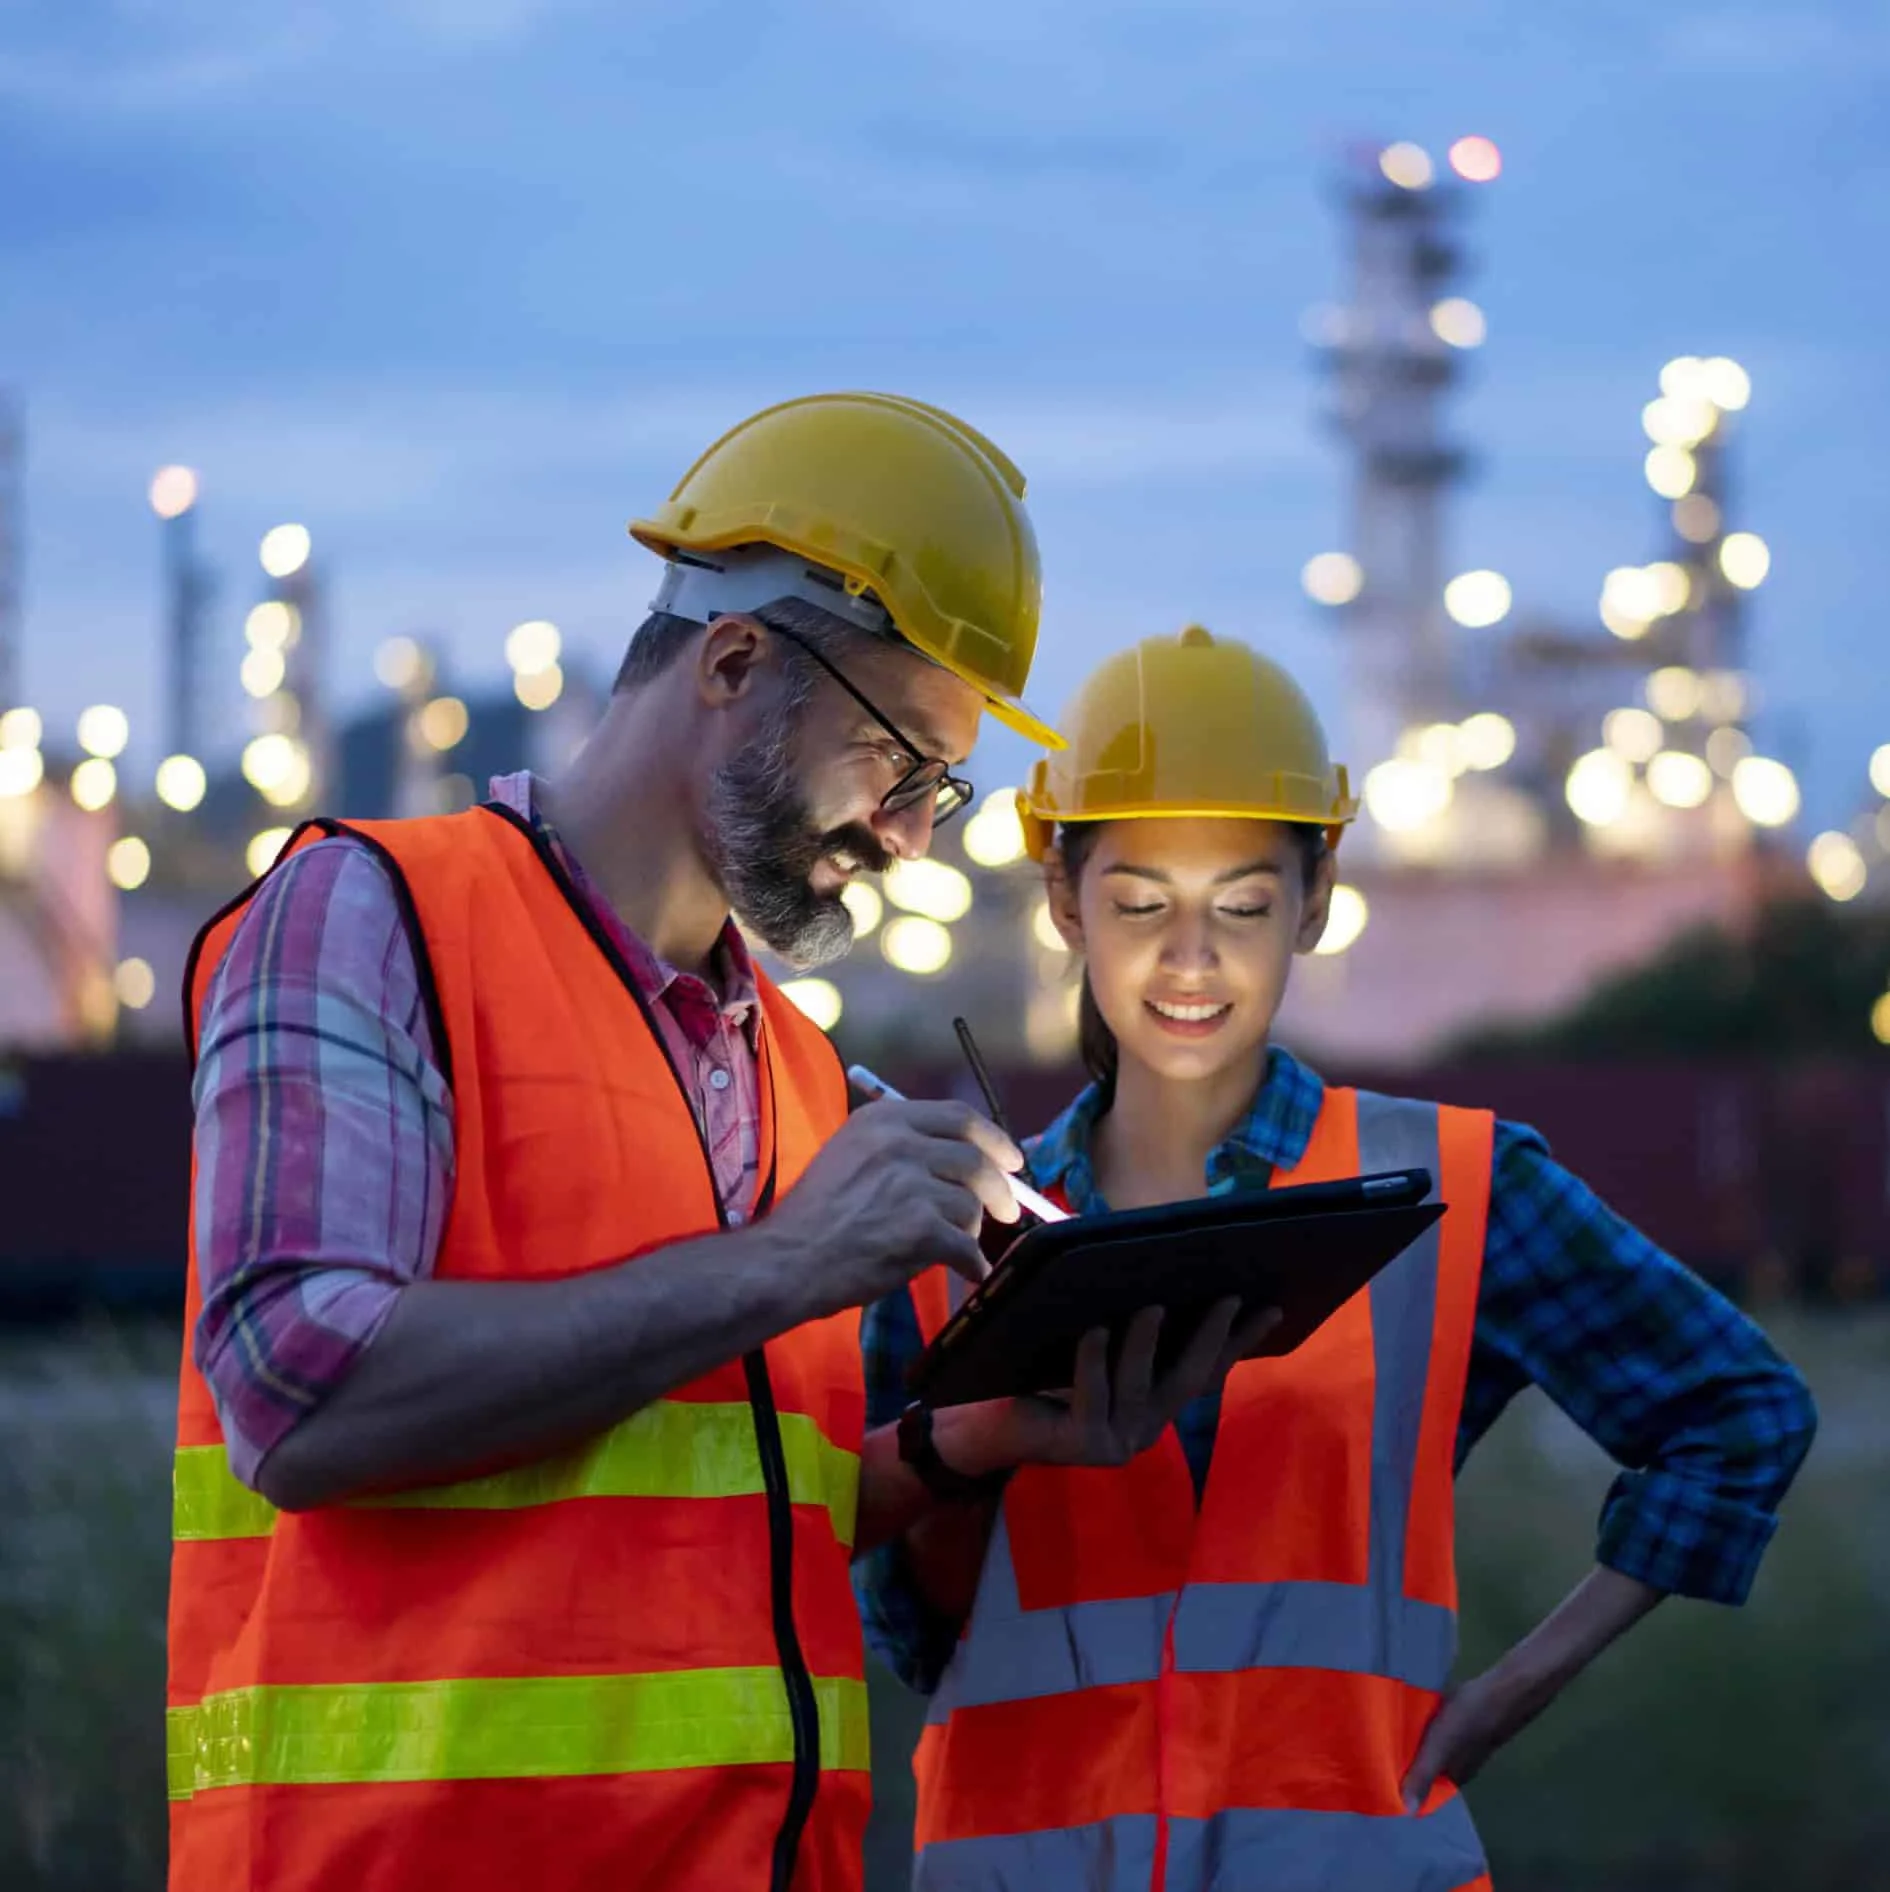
[
  {"x1": 914, "y1": 1814, "x2": 1158, "y2": 1891},
  {"x1": 1357, "y1": 1091, "x2": 1450, "y2": 1672},
  {"x1": 1171, "y1": 1578, "x2": 1456, "y2": 1693},
  {"x1": 928, "y1": 1094, "x2": 1460, "y2": 1724},
  {"x1": 928, "y1": 1512, "x2": 1174, "y2": 1723},
  {"x1": 1166, "y1": 1795, "x2": 1487, "y2": 1892}
]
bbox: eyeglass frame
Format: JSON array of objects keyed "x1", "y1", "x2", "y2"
[{"x1": 754, "y1": 614, "x2": 975, "y2": 827}]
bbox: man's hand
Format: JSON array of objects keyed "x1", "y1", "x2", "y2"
[{"x1": 766, "y1": 1098, "x2": 1023, "y2": 1317}]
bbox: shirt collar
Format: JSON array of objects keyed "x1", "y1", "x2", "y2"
[
  {"x1": 488, "y1": 769, "x2": 760, "y2": 1029},
  {"x1": 1025, "y1": 1043, "x2": 1326, "y2": 1213}
]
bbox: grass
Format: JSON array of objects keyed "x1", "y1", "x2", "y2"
[{"x1": 1, "y1": 1313, "x2": 1884, "y2": 1891}]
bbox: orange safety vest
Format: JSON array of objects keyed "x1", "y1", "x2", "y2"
[
  {"x1": 167, "y1": 805, "x2": 868, "y2": 1892},
  {"x1": 906, "y1": 1086, "x2": 1496, "y2": 1892}
]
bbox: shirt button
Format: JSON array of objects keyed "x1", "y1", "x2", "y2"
[
  {"x1": 708, "y1": 1068, "x2": 731, "y2": 1092},
  {"x1": 727, "y1": 1209, "x2": 746, "y2": 1227}
]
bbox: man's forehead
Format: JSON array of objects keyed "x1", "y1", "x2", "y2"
[{"x1": 846, "y1": 640, "x2": 981, "y2": 760}]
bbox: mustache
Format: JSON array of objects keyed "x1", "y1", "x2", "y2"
[{"x1": 817, "y1": 823, "x2": 893, "y2": 877}]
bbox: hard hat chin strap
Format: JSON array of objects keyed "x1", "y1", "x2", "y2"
[{"x1": 651, "y1": 543, "x2": 901, "y2": 642}]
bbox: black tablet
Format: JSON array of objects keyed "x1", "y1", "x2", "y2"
[{"x1": 905, "y1": 1169, "x2": 1445, "y2": 1408}]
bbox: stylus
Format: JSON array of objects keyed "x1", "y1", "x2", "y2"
[{"x1": 844, "y1": 1064, "x2": 1072, "y2": 1224}]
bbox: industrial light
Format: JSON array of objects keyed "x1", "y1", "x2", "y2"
[
  {"x1": 106, "y1": 837, "x2": 152, "y2": 891},
  {"x1": 841, "y1": 881, "x2": 883, "y2": 939},
  {"x1": 242, "y1": 734, "x2": 300, "y2": 794},
  {"x1": 78, "y1": 705, "x2": 130, "y2": 759},
  {"x1": 1457, "y1": 712, "x2": 1516, "y2": 771},
  {"x1": 1379, "y1": 143, "x2": 1434, "y2": 190},
  {"x1": 1603, "y1": 707, "x2": 1664, "y2": 764},
  {"x1": 1313, "y1": 885, "x2": 1368, "y2": 956},
  {"x1": 1673, "y1": 494, "x2": 1721, "y2": 543},
  {"x1": 114, "y1": 958, "x2": 157, "y2": 1011},
  {"x1": 1644, "y1": 446, "x2": 1696, "y2": 500},
  {"x1": 1429, "y1": 298, "x2": 1486, "y2": 349},
  {"x1": 1702, "y1": 357, "x2": 1751, "y2": 411},
  {"x1": 515, "y1": 664, "x2": 564, "y2": 711},
  {"x1": 1730, "y1": 756, "x2": 1800, "y2": 829},
  {"x1": 154, "y1": 754, "x2": 207, "y2": 812},
  {"x1": 1659, "y1": 357, "x2": 1710, "y2": 401},
  {"x1": 0, "y1": 747, "x2": 44, "y2": 798},
  {"x1": 1646, "y1": 751, "x2": 1713, "y2": 810},
  {"x1": 1719, "y1": 532, "x2": 1770, "y2": 589},
  {"x1": 246, "y1": 602, "x2": 298, "y2": 651},
  {"x1": 1443, "y1": 570, "x2": 1511, "y2": 629},
  {"x1": 1873, "y1": 992, "x2": 1890, "y2": 1047},
  {"x1": 1301, "y1": 552, "x2": 1363, "y2": 606},
  {"x1": 881, "y1": 915, "x2": 953, "y2": 976},
  {"x1": 416, "y1": 697, "x2": 470, "y2": 753},
  {"x1": 778, "y1": 977, "x2": 843, "y2": 1031},
  {"x1": 1871, "y1": 744, "x2": 1890, "y2": 800},
  {"x1": 149, "y1": 466, "x2": 199, "y2": 520},
  {"x1": 375, "y1": 637, "x2": 427, "y2": 692},
  {"x1": 71, "y1": 758, "x2": 117, "y2": 811},
  {"x1": 1646, "y1": 667, "x2": 1704, "y2": 722},
  {"x1": 883, "y1": 858, "x2": 972, "y2": 923},
  {"x1": 1697, "y1": 672, "x2": 1747, "y2": 723},
  {"x1": 1032, "y1": 900, "x2": 1067, "y2": 953},
  {"x1": 505, "y1": 620, "x2": 562, "y2": 675},
  {"x1": 1448, "y1": 136, "x2": 1502, "y2": 182},
  {"x1": 241, "y1": 648, "x2": 286, "y2": 698},
  {"x1": 1364, "y1": 758, "x2": 1453, "y2": 832},
  {"x1": 247, "y1": 828, "x2": 293, "y2": 877},
  {"x1": 1642, "y1": 396, "x2": 1716, "y2": 450},
  {"x1": 1565, "y1": 749, "x2": 1632, "y2": 827},
  {"x1": 258, "y1": 744, "x2": 312, "y2": 809},
  {"x1": 962, "y1": 790, "x2": 1028, "y2": 868},
  {"x1": 1808, "y1": 832, "x2": 1867, "y2": 903},
  {"x1": 259, "y1": 524, "x2": 311, "y2": 579},
  {"x1": 0, "y1": 707, "x2": 41, "y2": 749}
]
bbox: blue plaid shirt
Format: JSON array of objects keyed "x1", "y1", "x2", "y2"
[{"x1": 857, "y1": 1046, "x2": 1817, "y2": 1693}]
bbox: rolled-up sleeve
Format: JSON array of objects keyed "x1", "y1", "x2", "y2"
[
  {"x1": 1461, "y1": 1124, "x2": 1818, "y2": 1605},
  {"x1": 191, "y1": 838, "x2": 455, "y2": 1486},
  {"x1": 852, "y1": 1284, "x2": 965, "y2": 1694}
]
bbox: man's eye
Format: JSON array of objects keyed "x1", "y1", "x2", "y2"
[{"x1": 1113, "y1": 902, "x2": 1164, "y2": 918}]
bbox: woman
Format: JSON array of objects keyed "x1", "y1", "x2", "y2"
[{"x1": 857, "y1": 626, "x2": 1817, "y2": 1892}]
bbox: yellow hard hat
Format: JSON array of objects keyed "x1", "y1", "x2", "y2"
[
  {"x1": 630, "y1": 392, "x2": 1059, "y2": 747},
  {"x1": 1019, "y1": 625, "x2": 1357, "y2": 859}
]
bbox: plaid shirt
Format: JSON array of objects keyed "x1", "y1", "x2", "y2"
[
  {"x1": 190, "y1": 770, "x2": 763, "y2": 1486},
  {"x1": 857, "y1": 1045, "x2": 1818, "y2": 1692}
]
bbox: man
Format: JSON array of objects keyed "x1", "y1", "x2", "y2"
[{"x1": 168, "y1": 393, "x2": 1266, "y2": 1892}]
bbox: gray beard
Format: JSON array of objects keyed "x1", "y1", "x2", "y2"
[{"x1": 701, "y1": 716, "x2": 889, "y2": 972}]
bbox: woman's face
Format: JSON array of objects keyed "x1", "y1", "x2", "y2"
[{"x1": 1049, "y1": 816, "x2": 1335, "y2": 1088}]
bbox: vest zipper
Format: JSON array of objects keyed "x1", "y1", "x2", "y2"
[
  {"x1": 481, "y1": 803, "x2": 823, "y2": 1892},
  {"x1": 746, "y1": 1347, "x2": 825, "y2": 1892}
]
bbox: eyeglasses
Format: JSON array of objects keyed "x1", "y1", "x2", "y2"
[{"x1": 761, "y1": 618, "x2": 975, "y2": 826}]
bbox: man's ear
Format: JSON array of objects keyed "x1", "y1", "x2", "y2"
[
  {"x1": 693, "y1": 613, "x2": 771, "y2": 710},
  {"x1": 1043, "y1": 848, "x2": 1086, "y2": 951},
  {"x1": 1294, "y1": 846, "x2": 1340, "y2": 956}
]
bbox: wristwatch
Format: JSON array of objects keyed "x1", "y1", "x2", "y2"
[{"x1": 897, "y1": 1400, "x2": 1012, "y2": 1505}]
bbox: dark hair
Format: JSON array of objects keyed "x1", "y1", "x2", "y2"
[
  {"x1": 1059, "y1": 818, "x2": 1329, "y2": 1099},
  {"x1": 612, "y1": 597, "x2": 881, "y2": 696}
]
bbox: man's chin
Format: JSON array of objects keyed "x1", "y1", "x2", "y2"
[{"x1": 734, "y1": 891, "x2": 857, "y2": 973}]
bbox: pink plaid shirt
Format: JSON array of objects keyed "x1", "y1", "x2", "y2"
[{"x1": 189, "y1": 771, "x2": 763, "y2": 1484}]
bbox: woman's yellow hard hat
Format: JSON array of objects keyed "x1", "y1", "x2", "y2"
[
  {"x1": 631, "y1": 392, "x2": 1059, "y2": 748},
  {"x1": 1019, "y1": 625, "x2": 1357, "y2": 859}
]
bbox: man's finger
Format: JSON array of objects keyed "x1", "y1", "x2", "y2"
[
  {"x1": 934, "y1": 1230, "x2": 992, "y2": 1289},
  {"x1": 899, "y1": 1099, "x2": 1024, "y2": 1174},
  {"x1": 1224, "y1": 1304, "x2": 1283, "y2": 1367},
  {"x1": 921, "y1": 1140, "x2": 1023, "y2": 1226}
]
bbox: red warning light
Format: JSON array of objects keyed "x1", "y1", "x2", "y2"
[{"x1": 1449, "y1": 136, "x2": 1502, "y2": 183}]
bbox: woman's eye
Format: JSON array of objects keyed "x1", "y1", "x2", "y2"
[
  {"x1": 1112, "y1": 901, "x2": 1164, "y2": 918},
  {"x1": 1219, "y1": 904, "x2": 1271, "y2": 920}
]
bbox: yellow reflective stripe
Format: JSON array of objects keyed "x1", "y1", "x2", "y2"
[
  {"x1": 167, "y1": 1669, "x2": 869, "y2": 1800},
  {"x1": 173, "y1": 1401, "x2": 860, "y2": 1547}
]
